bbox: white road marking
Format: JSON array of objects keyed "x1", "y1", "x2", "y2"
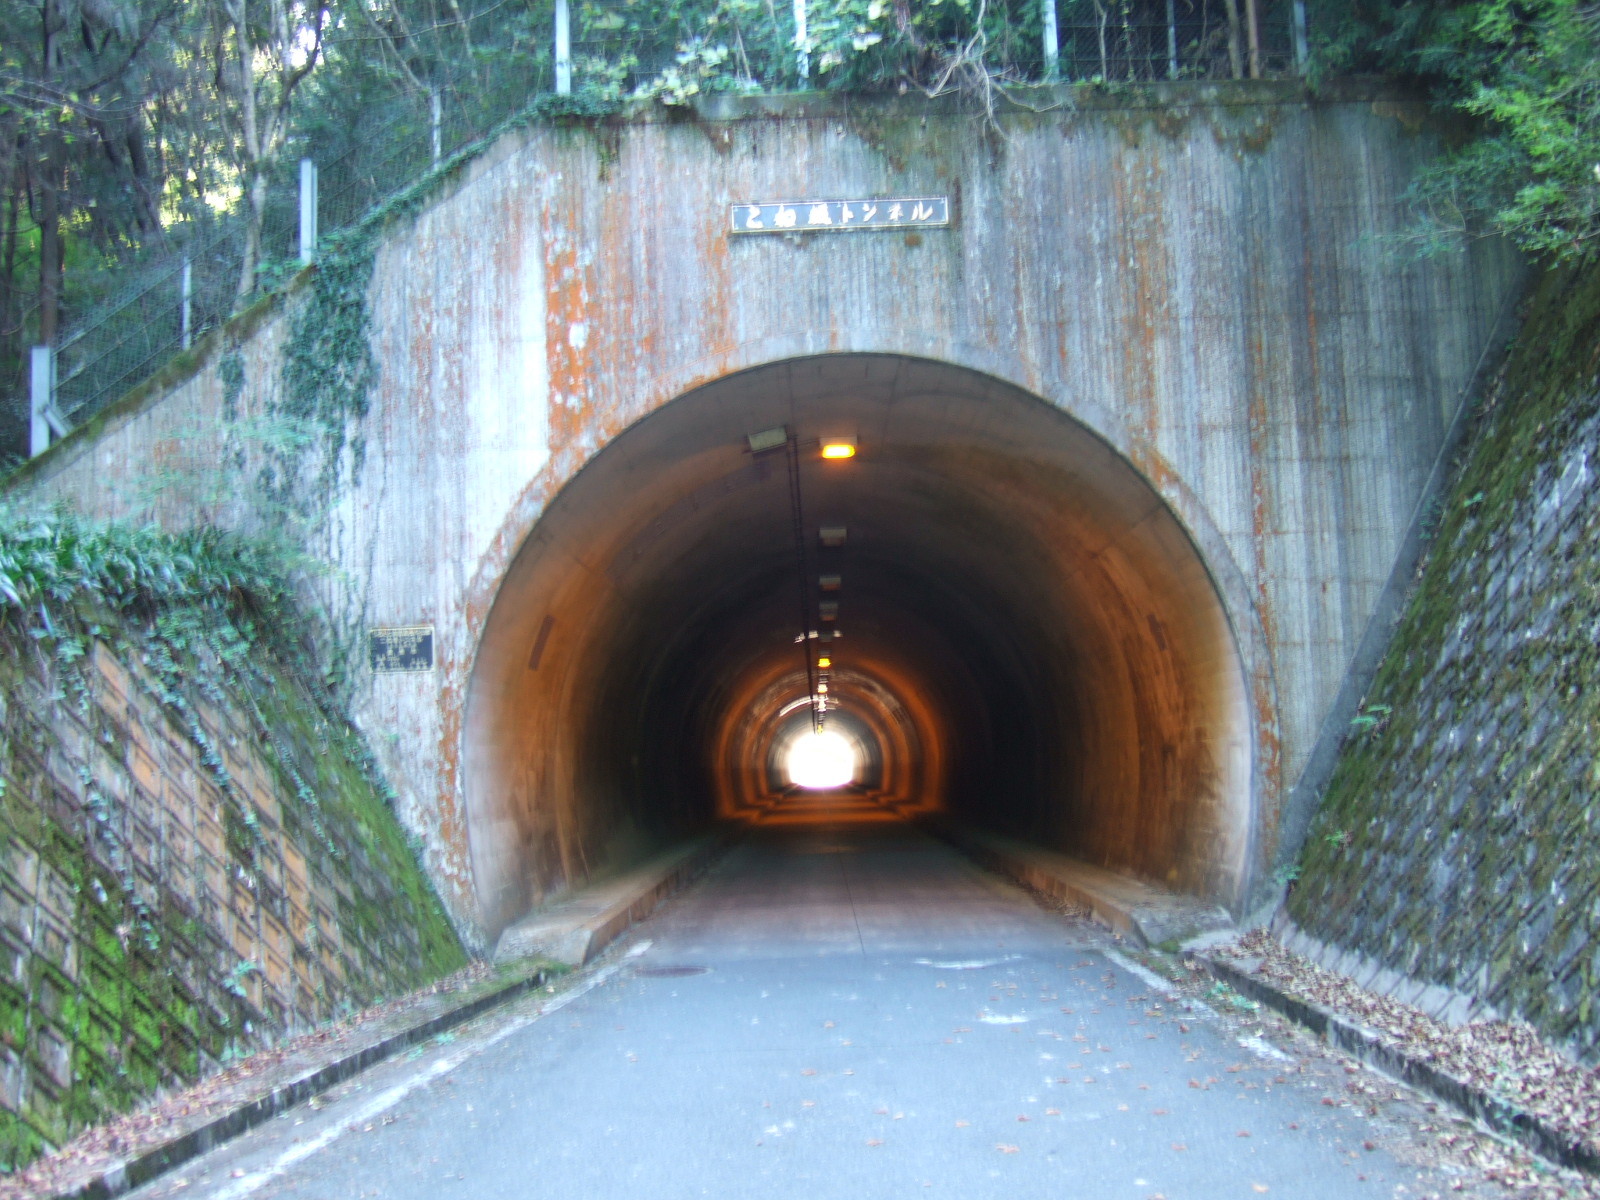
[
  {"x1": 204, "y1": 963, "x2": 624, "y2": 1200},
  {"x1": 1237, "y1": 1034, "x2": 1294, "y2": 1062},
  {"x1": 1102, "y1": 948, "x2": 1218, "y2": 1019}
]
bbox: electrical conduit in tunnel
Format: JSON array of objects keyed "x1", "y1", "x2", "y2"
[{"x1": 463, "y1": 356, "x2": 1252, "y2": 941}]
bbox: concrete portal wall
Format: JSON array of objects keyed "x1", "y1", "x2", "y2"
[{"x1": 18, "y1": 83, "x2": 1523, "y2": 941}]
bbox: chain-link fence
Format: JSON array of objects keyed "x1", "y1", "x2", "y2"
[
  {"x1": 1057, "y1": 0, "x2": 1299, "y2": 83},
  {"x1": 46, "y1": 70, "x2": 562, "y2": 436},
  {"x1": 16, "y1": 0, "x2": 1303, "y2": 453}
]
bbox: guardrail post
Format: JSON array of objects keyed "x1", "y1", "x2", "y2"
[
  {"x1": 30, "y1": 345, "x2": 57, "y2": 457},
  {"x1": 554, "y1": 0, "x2": 572, "y2": 95},
  {"x1": 299, "y1": 159, "x2": 318, "y2": 266}
]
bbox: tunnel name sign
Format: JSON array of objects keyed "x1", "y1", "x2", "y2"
[
  {"x1": 369, "y1": 625, "x2": 434, "y2": 673},
  {"x1": 730, "y1": 196, "x2": 949, "y2": 235}
]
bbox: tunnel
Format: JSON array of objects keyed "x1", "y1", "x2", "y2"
[{"x1": 462, "y1": 355, "x2": 1253, "y2": 940}]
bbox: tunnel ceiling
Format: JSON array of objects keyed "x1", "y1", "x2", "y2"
[{"x1": 464, "y1": 355, "x2": 1252, "y2": 938}]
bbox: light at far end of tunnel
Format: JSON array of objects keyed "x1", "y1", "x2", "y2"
[{"x1": 786, "y1": 730, "x2": 857, "y2": 789}]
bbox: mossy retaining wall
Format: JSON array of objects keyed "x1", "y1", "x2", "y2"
[
  {"x1": 0, "y1": 609, "x2": 467, "y2": 1169},
  {"x1": 1289, "y1": 262, "x2": 1600, "y2": 1061}
]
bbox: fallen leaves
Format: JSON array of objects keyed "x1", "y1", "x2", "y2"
[{"x1": 1213, "y1": 930, "x2": 1600, "y2": 1159}]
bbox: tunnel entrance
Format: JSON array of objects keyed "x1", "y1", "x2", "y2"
[{"x1": 463, "y1": 356, "x2": 1252, "y2": 939}]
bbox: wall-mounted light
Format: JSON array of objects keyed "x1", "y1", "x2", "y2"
[
  {"x1": 747, "y1": 426, "x2": 788, "y2": 454},
  {"x1": 820, "y1": 436, "x2": 857, "y2": 460}
]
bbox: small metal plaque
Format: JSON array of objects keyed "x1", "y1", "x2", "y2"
[
  {"x1": 730, "y1": 196, "x2": 949, "y2": 235},
  {"x1": 369, "y1": 625, "x2": 434, "y2": 673}
]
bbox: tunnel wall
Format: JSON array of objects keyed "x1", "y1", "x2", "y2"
[
  {"x1": 1288, "y1": 264, "x2": 1600, "y2": 1062},
  {"x1": 13, "y1": 82, "x2": 1523, "y2": 943}
]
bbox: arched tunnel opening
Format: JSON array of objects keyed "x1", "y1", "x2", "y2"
[{"x1": 464, "y1": 356, "x2": 1253, "y2": 941}]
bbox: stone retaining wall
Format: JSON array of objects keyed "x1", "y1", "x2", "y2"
[
  {"x1": 0, "y1": 621, "x2": 466, "y2": 1167},
  {"x1": 1289, "y1": 264, "x2": 1600, "y2": 1061}
]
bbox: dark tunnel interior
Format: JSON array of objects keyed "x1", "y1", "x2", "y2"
[{"x1": 463, "y1": 356, "x2": 1252, "y2": 939}]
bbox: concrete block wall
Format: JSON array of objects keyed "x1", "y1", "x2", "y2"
[
  {"x1": 1289, "y1": 264, "x2": 1600, "y2": 1061},
  {"x1": 0, "y1": 626, "x2": 466, "y2": 1167}
]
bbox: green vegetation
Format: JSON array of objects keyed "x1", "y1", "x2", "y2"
[{"x1": 1310, "y1": 0, "x2": 1600, "y2": 261}]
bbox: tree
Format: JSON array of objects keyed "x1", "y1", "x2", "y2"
[
  {"x1": 1310, "y1": 0, "x2": 1600, "y2": 261},
  {"x1": 208, "y1": 0, "x2": 329, "y2": 300}
]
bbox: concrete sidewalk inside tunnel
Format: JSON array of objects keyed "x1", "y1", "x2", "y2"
[{"x1": 462, "y1": 354, "x2": 1256, "y2": 945}]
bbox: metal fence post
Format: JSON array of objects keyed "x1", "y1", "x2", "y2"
[
  {"x1": 1167, "y1": 0, "x2": 1180, "y2": 78},
  {"x1": 555, "y1": 0, "x2": 572, "y2": 95},
  {"x1": 30, "y1": 345, "x2": 57, "y2": 457},
  {"x1": 1041, "y1": 0, "x2": 1059, "y2": 81},
  {"x1": 181, "y1": 257, "x2": 193, "y2": 350},
  {"x1": 793, "y1": 0, "x2": 809, "y2": 82},
  {"x1": 299, "y1": 159, "x2": 319, "y2": 266}
]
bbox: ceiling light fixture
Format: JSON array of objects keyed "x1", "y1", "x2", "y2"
[
  {"x1": 747, "y1": 426, "x2": 788, "y2": 454},
  {"x1": 820, "y1": 436, "x2": 857, "y2": 459}
]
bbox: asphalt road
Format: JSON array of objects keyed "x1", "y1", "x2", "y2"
[{"x1": 129, "y1": 826, "x2": 1483, "y2": 1200}]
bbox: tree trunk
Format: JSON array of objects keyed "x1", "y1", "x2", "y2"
[
  {"x1": 38, "y1": 154, "x2": 61, "y2": 344},
  {"x1": 1220, "y1": 0, "x2": 1243, "y2": 78},
  {"x1": 38, "y1": 0, "x2": 63, "y2": 344},
  {"x1": 1244, "y1": 0, "x2": 1260, "y2": 77},
  {"x1": 236, "y1": 170, "x2": 267, "y2": 303}
]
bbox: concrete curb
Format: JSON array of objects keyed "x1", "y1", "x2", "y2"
[
  {"x1": 492, "y1": 833, "x2": 728, "y2": 966},
  {"x1": 54, "y1": 965, "x2": 552, "y2": 1200},
  {"x1": 1203, "y1": 955, "x2": 1600, "y2": 1177},
  {"x1": 925, "y1": 819, "x2": 1233, "y2": 948}
]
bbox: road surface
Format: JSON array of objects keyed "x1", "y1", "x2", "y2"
[{"x1": 129, "y1": 826, "x2": 1493, "y2": 1200}]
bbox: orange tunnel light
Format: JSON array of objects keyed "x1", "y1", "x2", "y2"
[{"x1": 820, "y1": 437, "x2": 857, "y2": 459}]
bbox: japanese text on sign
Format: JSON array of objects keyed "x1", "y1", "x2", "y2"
[
  {"x1": 730, "y1": 196, "x2": 949, "y2": 235},
  {"x1": 369, "y1": 625, "x2": 434, "y2": 673}
]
